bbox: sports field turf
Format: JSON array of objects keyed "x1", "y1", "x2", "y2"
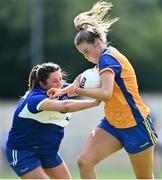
[{"x1": 0, "y1": 168, "x2": 161, "y2": 179}]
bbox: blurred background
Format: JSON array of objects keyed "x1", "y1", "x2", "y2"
[{"x1": 0, "y1": 0, "x2": 162, "y2": 179}]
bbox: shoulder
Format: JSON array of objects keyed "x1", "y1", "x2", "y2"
[
  {"x1": 99, "y1": 46, "x2": 119, "y2": 65},
  {"x1": 98, "y1": 46, "x2": 122, "y2": 75},
  {"x1": 26, "y1": 87, "x2": 48, "y2": 113}
]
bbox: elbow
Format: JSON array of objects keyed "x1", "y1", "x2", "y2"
[
  {"x1": 101, "y1": 91, "x2": 112, "y2": 101},
  {"x1": 61, "y1": 107, "x2": 69, "y2": 112}
]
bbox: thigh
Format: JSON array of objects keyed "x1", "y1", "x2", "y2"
[
  {"x1": 40, "y1": 151, "x2": 63, "y2": 169},
  {"x1": 79, "y1": 127, "x2": 123, "y2": 165},
  {"x1": 44, "y1": 161, "x2": 72, "y2": 179},
  {"x1": 128, "y1": 146, "x2": 155, "y2": 179},
  {"x1": 40, "y1": 151, "x2": 71, "y2": 179},
  {"x1": 21, "y1": 166, "x2": 49, "y2": 179}
]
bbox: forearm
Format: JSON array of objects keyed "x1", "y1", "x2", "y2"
[
  {"x1": 64, "y1": 99, "x2": 98, "y2": 112},
  {"x1": 40, "y1": 99, "x2": 98, "y2": 112},
  {"x1": 75, "y1": 87, "x2": 108, "y2": 100}
]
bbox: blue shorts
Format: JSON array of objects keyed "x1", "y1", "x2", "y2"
[
  {"x1": 5, "y1": 146, "x2": 63, "y2": 177},
  {"x1": 97, "y1": 116, "x2": 158, "y2": 154}
]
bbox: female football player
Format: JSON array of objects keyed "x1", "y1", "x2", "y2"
[
  {"x1": 5, "y1": 62, "x2": 100, "y2": 179},
  {"x1": 47, "y1": 1, "x2": 158, "y2": 179}
]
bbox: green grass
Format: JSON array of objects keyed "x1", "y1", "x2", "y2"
[
  {"x1": 0, "y1": 168, "x2": 161, "y2": 179},
  {"x1": 0, "y1": 171, "x2": 19, "y2": 179},
  {"x1": 0, "y1": 169, "x2": 136, "y2": 179},
  {"x1": 71, "y1": 168, "x2": 136, "y2": 179}
]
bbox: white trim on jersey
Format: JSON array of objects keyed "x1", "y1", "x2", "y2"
[
  {"x1": 18, "y1": 103, "x2": 71, "y2": 127},
  {"x1": 36, "y1": 98, "x2": 48, "y2": 111}
]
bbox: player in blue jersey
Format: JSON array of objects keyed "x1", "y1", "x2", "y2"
[{"x1": 5, "y1": 62, "x2": 100, "y2": 179}]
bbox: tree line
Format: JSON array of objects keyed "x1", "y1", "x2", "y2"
[{"x1": 0, "y1": 0, "x2": 162, "y2": 98}]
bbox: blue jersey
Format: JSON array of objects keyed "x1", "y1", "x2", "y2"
[{"x1": 6, "y1": 84, "x2": 71, "y2": 154}]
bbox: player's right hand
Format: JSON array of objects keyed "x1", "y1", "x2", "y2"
[{"x1": 47, "y1": 88, "x2": 64, "y2": 99}]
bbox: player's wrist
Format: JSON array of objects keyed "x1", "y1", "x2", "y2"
[
  {"x1": 75, "y1": 87, "x2": 78, "y2": 94},
  {"x1": 75, "y1": 87, "x2": 79, "y2": 94}
]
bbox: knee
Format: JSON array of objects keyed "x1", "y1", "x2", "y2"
[
  {"x1": 77, "y1": 156, "x2": 88, "y2": 168},
  {"x1": 77, "y1": 155, "x2": 95, "y2": 169}
]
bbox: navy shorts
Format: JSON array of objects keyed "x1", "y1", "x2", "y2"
[
  {"x1": 97, "y1": 116, "x2": 158, "y2": 154},
  {"x1": 5, "y1": 146, "x2": 63, "y2": 177}
]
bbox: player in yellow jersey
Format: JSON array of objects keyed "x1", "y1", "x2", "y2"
[{"x1": 47, "y1": 1, "x2": 158, "y2": 179}]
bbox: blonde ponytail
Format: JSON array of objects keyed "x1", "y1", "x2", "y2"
[{"x1": 74, "y1": 0, "x2": 119, "y2": 45}]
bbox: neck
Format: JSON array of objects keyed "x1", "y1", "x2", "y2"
[{"x1": 99, "y1": 44, "x2": 107, "y2": 54}]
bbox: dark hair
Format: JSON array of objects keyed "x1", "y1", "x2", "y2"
[{"x1": 22, "y1": 62, "x2": 65, "y2": 99}]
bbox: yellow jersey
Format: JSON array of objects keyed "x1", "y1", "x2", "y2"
[{"x1": 98, "y1": 46, "x2": 150, "y2": 128}]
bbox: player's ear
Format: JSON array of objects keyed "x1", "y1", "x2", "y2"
[
  {"x1": 39, "y1": 81, "x2": 46, "y2": 90},
  {"x1": 94, "y1": 38, "x2": 100, "y2": 47}
]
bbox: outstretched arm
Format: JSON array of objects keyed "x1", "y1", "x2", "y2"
[
  {"x1": 39, "y1": 98, "x2": 100, "y2": 112},
  {"x1": 47, "y1": 70, "x2": 114, "y2": 101}
]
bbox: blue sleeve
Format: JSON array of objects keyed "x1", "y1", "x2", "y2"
[
  {"x1": 58, "y1": 82, "x2": 70, "y2": 100},
  {"x1": 27, "y1": 94, "x2": 47, "y2": 113},
  {"x1": 99, "y1": 54, "x2": 122, "y2": 75},
  {"x1": 62, "y1": 82, "x2": 69, "y2": 88},
  {"x1": 27, "y1": 83, "x2": 70, "y2": 113}
]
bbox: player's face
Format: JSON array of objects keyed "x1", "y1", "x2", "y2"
[
  {"x1": 76, "y1": 40, "x2": 101, "y2": 64},
  {"x1": 42, "y1": 70, "x2": 63, "y2": 91}
]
